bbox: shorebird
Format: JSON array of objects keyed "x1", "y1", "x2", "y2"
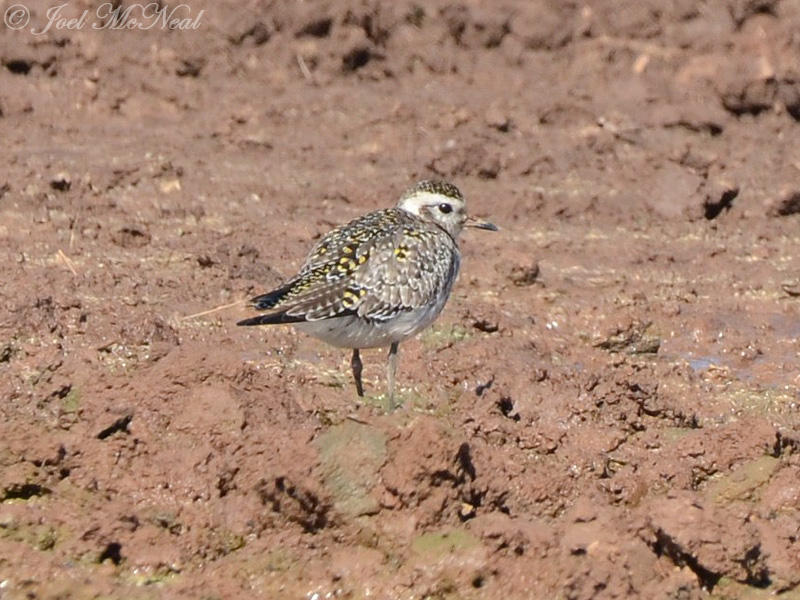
[{"x1": 237, "y1": 180, "x2": 497, "y2": 407}]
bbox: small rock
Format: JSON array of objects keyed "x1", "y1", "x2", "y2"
[
  {"x1": 159, "y1": 178, "x2": 181, "y2": 194},
  {"x1": 645, "y1": 161, "x2": 704, "y2": 220},
  {"x1": 721, "y1": 78, "x2": 776, "y2": 117},
  {"x1": 672, "y1": 145, "x2": 718, "y2": 172},
  {"x1": 472, "y1": 319, "x2": 498, "y2": 333},
  {"x1": 778, "y1": 80, "x2": 800, "y2": 120},
  {"x1": 729, "y1": 0, "x2": 779, "y2": 27},
  {"x1": 509, "y1": 263, "x2": 539, "y2": 286},
  {"x1": 0, "y1": 343, "x2": 14, "y2": 363},
  {"x1": 781, "y1": 280, "x2": 800, "y2": 297},
  {"x1": 485, "y1": 104, "x2": 511, "y2": 132},
  {"x1": 478, "y1": 157, "x2": 501, "y2": 179},
  {"x1": 50, "y1": 172, "x2": 71, "y2": 192},
  {"x1": 230, "y1": 21, "x2": 270, "y2": 46},
  {"x1": 427, "y1": 142, "x2": 500, "y2": 179},
  {"x1": 703, "y1": 181, "x2": 739, "y2": 220},
  {"x1": 767, "y1": 188, "x2": 800, "y2": 217},
  {"x1": 176, "y1": 57, "x2": 205, "y2": 78},
  {"x1": 342, "y1": 46, "x2": 373, "y2": 72},
  {"x1": 5, "y1": 59, "x2": 32, "y2": 75},
  {"x1": 459, "y1": 502, "x2": 477, "y2": 520},
  {"x1": 440, "y1": 107, "x2": 471, "y2": 130},
  {"x1": 296, "y1": 17, "x2": 333, "y2": 38},
  {"x1": 112, "y1": 226, "x2": 151, "y2": 248},
  {"x1": 594, "y1": 320, "x2": 661, "y2": 355}
]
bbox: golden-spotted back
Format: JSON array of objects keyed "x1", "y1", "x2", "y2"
[{"x1": 248, "y1": 207, "x2": 459, "y2": 324}]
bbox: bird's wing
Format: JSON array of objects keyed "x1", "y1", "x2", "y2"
[
  {"x1": 239, "y1": 263, "x2": 346, "y2": 323},
  {"x1": 240, "y1": 210, "x2": 458, "y2": 324},
  {"x1": 352, "y1": 226, "x2": 460, "y2": 322},
  {"x1": 242, "y1": 209, "x2": 404, "y2": 322},
  {"x1": 300, "y1": 209, "x2": 402, "y2": 274}
]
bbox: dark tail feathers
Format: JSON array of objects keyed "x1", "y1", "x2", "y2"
[
  {"x1": 250, "y1": 284, "x2": 294, "y2": 310},
  {"x1": 237, "y1": 284, "x2": 304, "y2": 327},
  {"x1": 236, "y1": 312, "x2": 304, "y2": 326}
]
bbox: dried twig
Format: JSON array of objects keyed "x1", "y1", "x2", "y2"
[
  {"x1": 181, "y1": 299, "x2": 247, "y2": 321},
  {"x1": 296, "y1": 54, "x2": 313, "y2": 82},
  {"x1": 57, "y1": 249, "x2": 78, "y2": 276}
]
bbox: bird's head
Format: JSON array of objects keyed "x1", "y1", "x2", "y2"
[{"x1": 396, "y1": 180, "x2": 497, "y2": 238}]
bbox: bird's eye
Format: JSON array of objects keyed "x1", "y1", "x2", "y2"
[{"x1": 438, "y1": 203, "x2": 453, "y2": 214}]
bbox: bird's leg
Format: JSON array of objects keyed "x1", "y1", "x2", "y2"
[
  {"x1": 387, "y1": 342, "x2": 399, "y2": 410},
  {"x1": 351, "y1": 348, "x2": 364, "y2": 397}
]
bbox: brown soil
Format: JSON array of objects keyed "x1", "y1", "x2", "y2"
[{"x1": 2, "y1": 1, "x2": 800, "y2": 598}]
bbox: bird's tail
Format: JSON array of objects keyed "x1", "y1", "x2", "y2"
[
  {"x1": 236, "y1": 283, "x2": 304, "y2": 326},
  {"x1": 236, "y1": 312, "x2": 304, "y2": 326},
  {"x1": 249, "y1": 284, "x2": 293, "y2": 310}
]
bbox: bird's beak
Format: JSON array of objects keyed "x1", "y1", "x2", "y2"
[{"x1": 464, "y1": 215, "x2": 498, "y2": 231}]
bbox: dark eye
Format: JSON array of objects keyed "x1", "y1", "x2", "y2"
[{"x1": 438, "y1": 203, "x2": 453, "y2": 214}]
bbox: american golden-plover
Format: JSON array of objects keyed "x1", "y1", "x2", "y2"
[{"x1": 237, "y1": 179, "x2": 497, "y2": 407}]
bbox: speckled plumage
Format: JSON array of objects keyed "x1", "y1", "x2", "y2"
[{"x1": 237, "y1": 179, "x2": 497, "y2": 406}]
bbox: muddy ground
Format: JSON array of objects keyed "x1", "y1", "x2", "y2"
[{"x1": 1, "y1": 0, "x2": 800, "y2": 598}]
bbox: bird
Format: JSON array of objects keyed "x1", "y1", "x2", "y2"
[{"x1": 237, "y1": 179, "x2": 497, "y2": 408}]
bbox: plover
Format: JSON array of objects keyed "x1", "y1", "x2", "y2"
[{"x1": 237, "y1": 180, "x2": 497, "y2": 407}]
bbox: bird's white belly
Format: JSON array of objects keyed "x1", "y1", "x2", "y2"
[{"x1": 295, "y1": 292, "x2": 449, "y2": 349}]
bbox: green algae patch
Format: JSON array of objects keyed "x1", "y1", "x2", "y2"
[
  {"x1": 659, "y1": 427, "x2": 695, "y2": 444},
  {"x1": 61, "y1": 387, "x2": 81, "y2": 413},
  {"x1": 705, "y1": 455, "x2": 780, "y2": 504},
  {"x1": 420, "y1": 324, "x2": 471, "y2": 349},
  {"x1": 712, "y1": 577, "x2": 800, "y2": 600},
  {"x1": 726, "y1": 388, "x2": 796, "y2": 419},
  {"x1": 411, "y1": 528, "x2": 481, "y2": 559},
  {"x1": 315, "y1": 421, "x2": 387, "y2": 517}
]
